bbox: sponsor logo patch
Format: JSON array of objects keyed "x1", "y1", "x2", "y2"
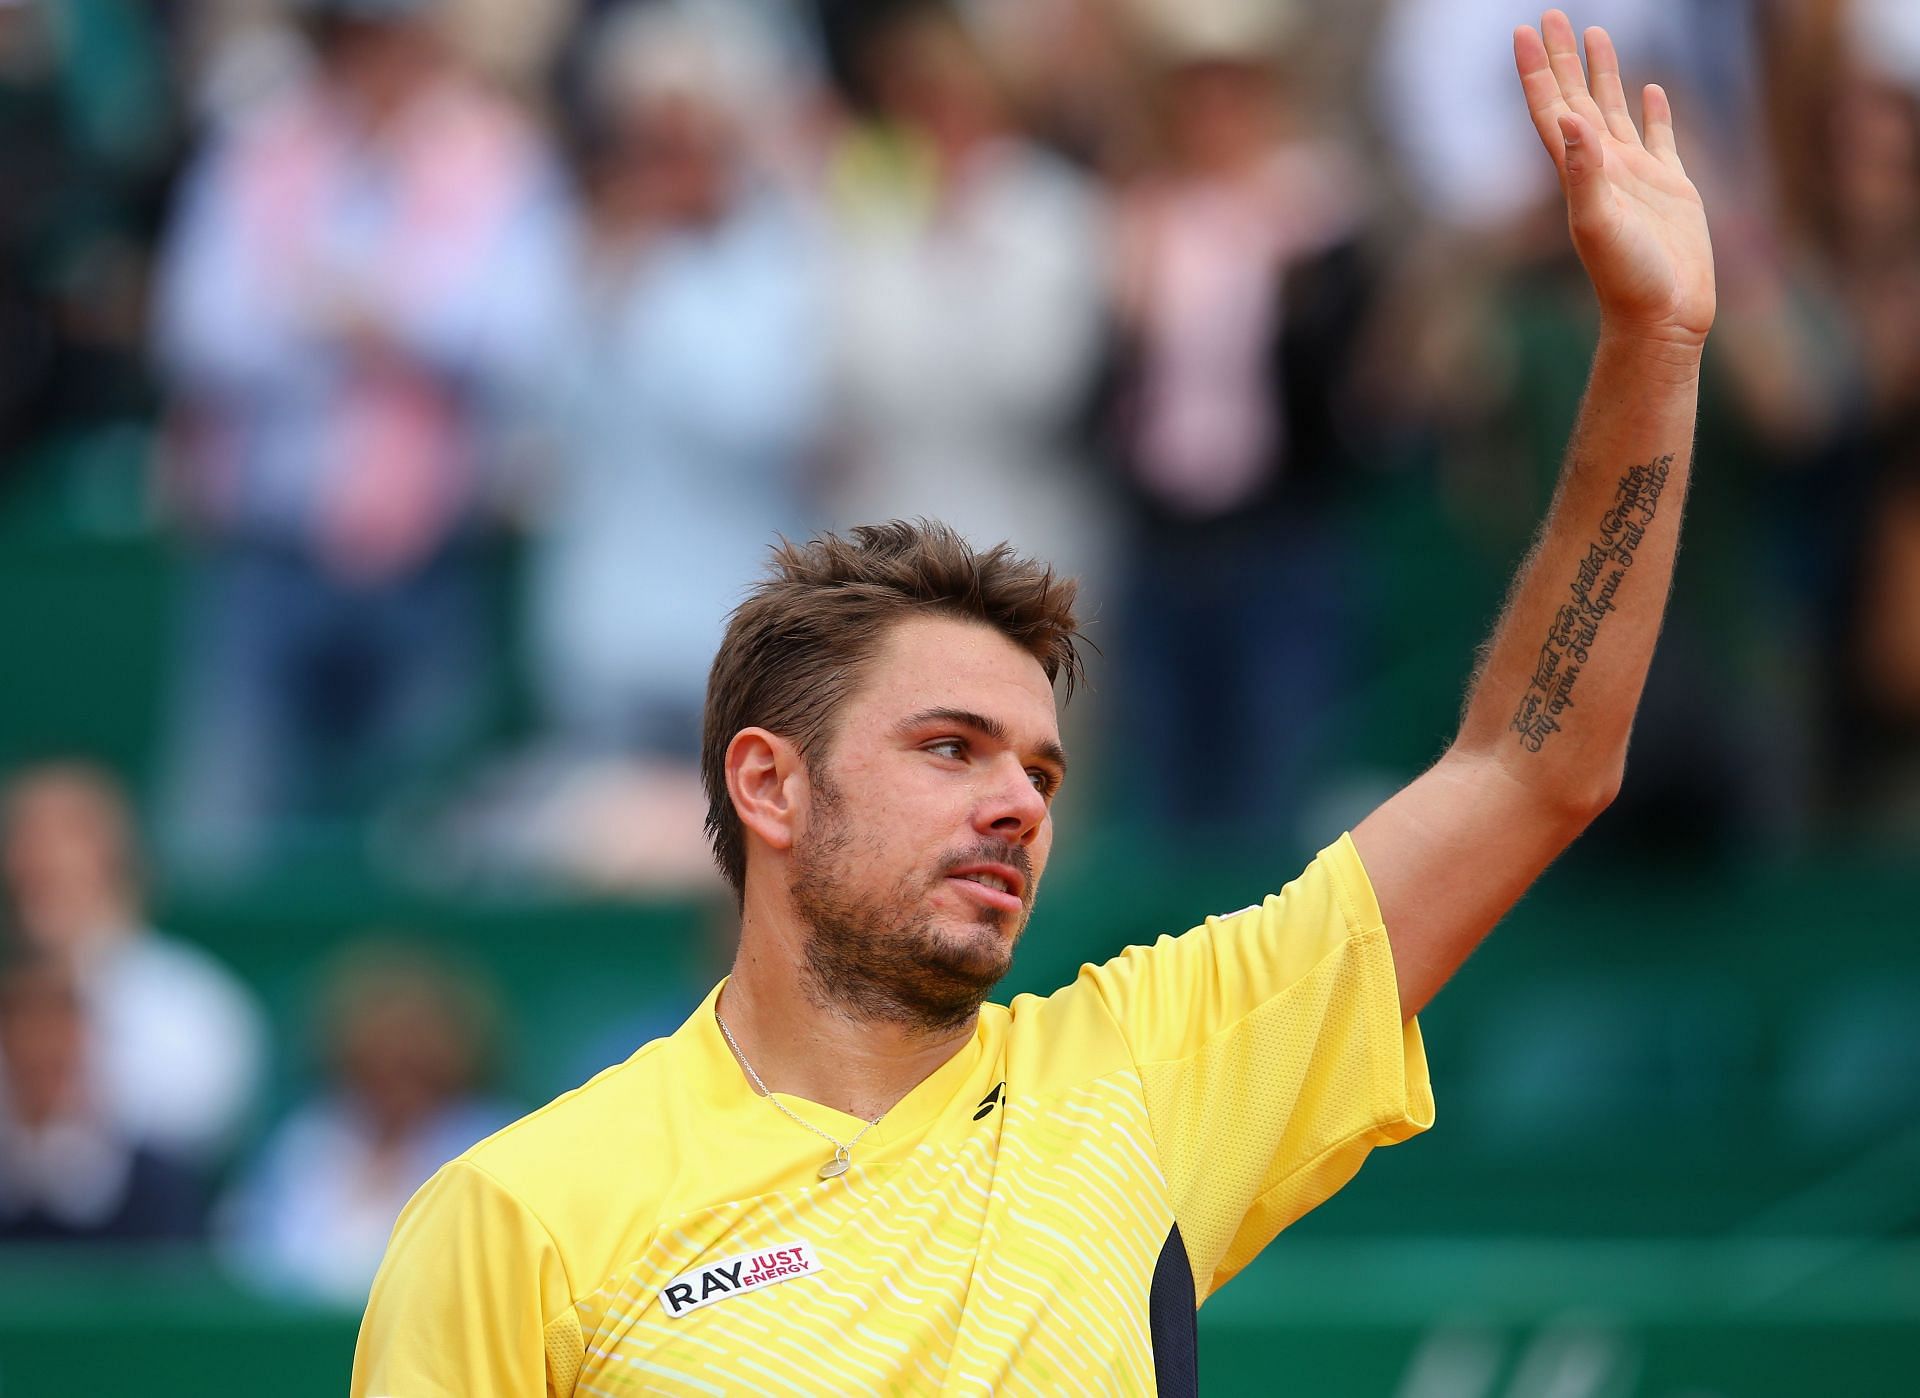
[{"x1": 660, "y1": 1242, "x2": 823, "y2": 1318}]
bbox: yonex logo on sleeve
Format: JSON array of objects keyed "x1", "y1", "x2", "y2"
[{"x1": 660, "y1": 1242, "x2": 823, "y2": 1318}]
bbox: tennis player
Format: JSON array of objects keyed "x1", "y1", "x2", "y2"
[{"x1": 353, "y1": 12, "x2": 1713, "y2": 1394}]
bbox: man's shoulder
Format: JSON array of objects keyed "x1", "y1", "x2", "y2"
[{"x1": 456, "y1": 1034, "x2": 683, "y2": 1211}]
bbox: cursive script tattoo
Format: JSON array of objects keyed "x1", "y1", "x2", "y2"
[{"x1": 1510, "y1": 453, "x2": 1673, "y2": 753}]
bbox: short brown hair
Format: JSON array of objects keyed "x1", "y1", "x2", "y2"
[{"x1": 702, "y1": 521, "x2": 1083, "y2": 898}]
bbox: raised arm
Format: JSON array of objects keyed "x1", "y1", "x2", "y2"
[{"x1": 1352, "y1": 11, "x2": 1715, "y2": 1017}]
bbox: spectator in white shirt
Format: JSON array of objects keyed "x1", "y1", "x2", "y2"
[{"x1": 1, "y1": 763, "x2": 267, "y2": 1163}]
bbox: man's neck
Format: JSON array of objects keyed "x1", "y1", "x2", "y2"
[
  {"x1": 717, "y1": 939, "x2": 976, "y2": 1123},
  {"x1": 27, "y1": 902, "x2": 140, "y2": 969}
]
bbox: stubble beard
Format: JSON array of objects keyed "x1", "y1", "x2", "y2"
[{"x1": 789, "y1": 767, "x2": 1030, "y2": 1038}]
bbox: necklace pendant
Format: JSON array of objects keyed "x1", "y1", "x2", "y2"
[{"x1": 818, "y1": 1150, "x2": 851, "y2": 1180}]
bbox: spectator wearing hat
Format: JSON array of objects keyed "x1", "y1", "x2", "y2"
[
  {"x1": 528, "y1": 0, "x2": 825, "y2": 769},
  {"x1": 1105, "y1": 1, "x2": 1375, "y2": 839},
  {"x1": 490, "y1": 0, "x2": 828, "y2": 891}
]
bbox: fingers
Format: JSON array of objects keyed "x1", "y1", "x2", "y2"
[
  {"x1": 1642, "y1": 82, "x2": 1683, "y2": 167},
  {"x1": 1557, "y1": 112, "x2": 1618, "y2": 235},
  {"x1": 1517, "y1": 14, "x2": 1669, "y2": 176},
  {"x1": 1582, "y1": 25, "x2": 1640, "y2": 144},
  {"x1": 1515, "y1": 24, "x2": 1571, "y2": 165},
  {"x1": 1540, "y1": 10, "x2": 1605, "y2": 127}
]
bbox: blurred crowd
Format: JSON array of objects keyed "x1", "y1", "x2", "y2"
[
  {"x1": 11, "y1": 0, "x2": 1920, "y2": 874},
  {"x1": 4, "y1": 0, "x2": 1920, "y2": 1303},
  {"x1": 0, "y1": 761, "x2": 511, "y2": 1301}
]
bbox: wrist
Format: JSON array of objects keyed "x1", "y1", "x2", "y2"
[{"x1": 1596, "y1": 318, "x2": 1707, "y2": 383}]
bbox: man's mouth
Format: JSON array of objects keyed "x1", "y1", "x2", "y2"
[{"x1": 944, "y1": 862, "x2": 1027, "y2": 913}]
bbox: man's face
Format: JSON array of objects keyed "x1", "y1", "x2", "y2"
[
  {"x1": 1, "y1": 777, "x2": 128, "y2": 950},
  {"x1": 786, "y1": 616, "x2": 1066, "y2": 1034}
]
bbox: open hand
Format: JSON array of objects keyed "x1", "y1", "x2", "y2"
[{"x1": 1516, "y1": 11, "x2": 1716, "y2": 348}]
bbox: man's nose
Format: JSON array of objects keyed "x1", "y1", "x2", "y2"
[{"x1": 977, "y1": 759, "x2": 1048, "y2": 845}]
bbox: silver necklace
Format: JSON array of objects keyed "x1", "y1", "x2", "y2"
[{"x1": 715, "y1": 1007, "x2": 884, "y2": 1179}]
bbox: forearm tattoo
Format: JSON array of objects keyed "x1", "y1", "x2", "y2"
[{"x1": 1509, "y1": 453, "x2": 1674, "y2": 753}]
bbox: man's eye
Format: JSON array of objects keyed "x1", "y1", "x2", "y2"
[
  {"x1": 928, "y1": 739, "x2": 966, "y2": 761},
  {"x1": 1028, "y1": 770, "x2": 1057, "y2": 797}
]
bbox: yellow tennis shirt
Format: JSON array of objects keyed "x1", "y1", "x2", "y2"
[{"x1": 352, "y1": 835, "x2": 1434, "y2": 1396}]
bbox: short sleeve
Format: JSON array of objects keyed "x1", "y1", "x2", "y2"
[
  {"x1": 1078, "y1": 835, "x2": 1435, "y2": 1301},
  {"x1": 351, "y1": 1159, "x2": 580, "y2": 1398}
]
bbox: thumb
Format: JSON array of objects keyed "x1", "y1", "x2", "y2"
[{"x1": 1558, "y1": 113, "x2": 1615, "y2": 235}]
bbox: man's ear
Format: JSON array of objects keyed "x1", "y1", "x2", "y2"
[{"x1": 725, "y1": 727, "x2": 803, "y2": 855}]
